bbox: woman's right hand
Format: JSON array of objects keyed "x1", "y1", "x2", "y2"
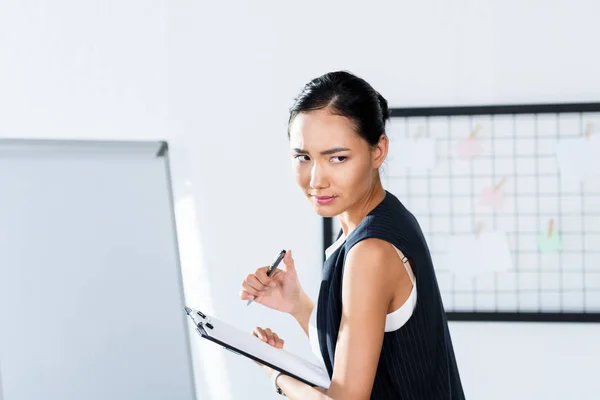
[{"x1": 240, "y1": 249, "x2": 304, "y2": 314}]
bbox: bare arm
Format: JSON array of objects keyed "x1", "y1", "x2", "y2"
[
  {"x1": 274, "y1": 375, "x2": 332, "y2": 399},
  {"x1": 290, "y1": 291, "x2": 314, "y2": 337},
  {"x1": 275, "y1": 238, "x2": 409, "y2": 399}
]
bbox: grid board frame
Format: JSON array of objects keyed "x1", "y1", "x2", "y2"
[{"x1": 322, "y1": 102, "x2": 600, "y2": 323}]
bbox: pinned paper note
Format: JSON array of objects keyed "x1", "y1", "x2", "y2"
[
  {"x1": 538, "y1": 219, "x2": 562, "y2": 253},
  {"x1": 436, "y1": 226, "x2": 513, "y2": 276},
  {"x1": 388, "y1": 126, "x2": 436, "y2": 170},
  {"x1": 480, "y1": 177, "x2": 507, "y2": 210},
  {"x1": 457, "y1": 125, "x2": 484, "y2": 160},
  {"x1": 556, "y1": 122, "x2": 600, "y2": 182}
]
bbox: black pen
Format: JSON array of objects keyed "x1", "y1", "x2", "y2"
[{"x1": 246, "y1": 249, "x2": 286, "y2": 306}]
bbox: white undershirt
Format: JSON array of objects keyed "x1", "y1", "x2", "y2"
[{"x1": 308, "y1": 234, "x2": 417, "y2": 366}]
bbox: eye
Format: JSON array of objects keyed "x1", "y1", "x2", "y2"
[
  {"x1": 331, "y1": 156, "x2": 348, "y2": 163},
  {"x1": 293, "y1": 154, "x2": 311, "y2": 162}
]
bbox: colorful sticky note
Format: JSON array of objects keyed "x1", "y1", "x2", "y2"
[
  {"x1": 457, "y1": 136, "x2": 484, "y2": 160},
  {"x1": 480, "y1": 187, "x2": 505, "y2": 210},
  {"x1": 538, "y1": 233, "x2": 562, "y2": 253}
]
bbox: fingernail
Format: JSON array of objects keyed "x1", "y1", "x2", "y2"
[{"x1": 269, "y1": 340, "x2": 275, "y2": 345}]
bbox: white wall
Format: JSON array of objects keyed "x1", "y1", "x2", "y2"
[{"x1": 1, "y1": 1, "x2": 600, "y2": 399}]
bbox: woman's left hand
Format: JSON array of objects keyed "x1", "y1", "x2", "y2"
[{"x1": 252, "y1": 326, "x2": 285, "y2": 377}]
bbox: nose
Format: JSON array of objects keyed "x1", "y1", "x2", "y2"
[{"x1": 309, "y1": 161, "x2": 329, "y2": 190}]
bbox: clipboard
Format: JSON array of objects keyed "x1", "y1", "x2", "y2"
[{"x1": 184, "y1": 306, "x2": 331, "y2": 389}]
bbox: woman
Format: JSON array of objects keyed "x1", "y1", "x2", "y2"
[{"x1": 240, "y1": 71, "x2": 464, "y2": 399}]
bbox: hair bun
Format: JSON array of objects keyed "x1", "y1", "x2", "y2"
[
  {"x1": 288, "y1": 70, "x2": 389, "y2": 146},
  {"x1": 377, "y1": 92, "x2": 390, "y2": 123}
]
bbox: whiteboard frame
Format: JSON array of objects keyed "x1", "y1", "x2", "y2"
[{"x1": 322, "y1": 102, "x2": 600, "y2": 323}]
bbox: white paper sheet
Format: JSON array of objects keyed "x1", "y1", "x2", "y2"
[
  {"x1": 186, "y1": 307, "x2": 331, "y2": 389},
  {"x1": 387, "y1": 138, "x2": 436, "y2": 170},
  {"x1": 556, "y1": 136, "x2": 600, "y2": 182},
  {"x1": 435, "y1": 231, "x2": 514, "y2": 276}
]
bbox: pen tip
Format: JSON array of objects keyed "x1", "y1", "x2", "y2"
[{"x1": 184, "y1": 306, "x2": 192, "y2": 314}]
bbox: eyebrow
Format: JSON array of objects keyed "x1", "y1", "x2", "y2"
[{"x1": 293, "y1": 147, "x2": 351, "y2": 155}]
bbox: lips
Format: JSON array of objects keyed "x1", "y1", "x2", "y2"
[{"x1": 313, "y1": 195, "x2": 336, "y2": 205}]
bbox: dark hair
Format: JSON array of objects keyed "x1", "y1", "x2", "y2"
[{"x1": 287, "y1": 71, "x2": 390, "y2": 146}]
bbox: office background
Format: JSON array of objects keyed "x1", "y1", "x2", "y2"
[{"x1": 1, "y1": 1, "x2": 599, "y2": 399}]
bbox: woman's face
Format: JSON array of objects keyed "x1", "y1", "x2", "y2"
[{"x1": 288, "y1": 108, "x2": 387, "y2": 217}]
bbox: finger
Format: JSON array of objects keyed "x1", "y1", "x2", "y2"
[
  {"x1": 239, "y1": 290, "x2": 254, "y2": 301},
  {"x1": 255, "y1": 267, "x2": 277, "y2": 287},
  {"x1": 242, "y1": 279, "x2": 266, "y2": 297},
  {"x1": 269, "y1": 269, "x2": 282, "y2": 280},
  {"x1": 241, "y1": 281, "x2": 261, "y2": 297},
  {"x1": 272, "y1": 332, "x2": 284, "y2": 349},
  {"x1": 253, "y1": 327, "x2": 267, "y2": 342},
  {"x1": 245, "y1": 273, "x2": 270, "y2": 291},
  {"x1": 264, "y1": 328, "x2": 275, "y2": 345},
  {"x1": 282, "y1": 249, "x2": 295, "y2": 273}
]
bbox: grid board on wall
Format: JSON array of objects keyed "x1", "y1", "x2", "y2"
[{"x1": 323, "y1": 103, "x2": 600, "y2": 322}]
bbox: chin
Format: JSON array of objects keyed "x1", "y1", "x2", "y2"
[{"x1": 311, "y1": 204, "x2": 340, "y2": 218}]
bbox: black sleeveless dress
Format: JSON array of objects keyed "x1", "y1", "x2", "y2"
[{"x1": 316, "y1": 190, "x2": 465, "y2": 399}]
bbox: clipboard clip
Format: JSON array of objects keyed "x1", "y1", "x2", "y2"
[
  {"x1": 184, "y1": 308, "x2": 241, "y2": 355},
  {"x1": 184, "y1": 306, "x2": 214, "y2": 329}
]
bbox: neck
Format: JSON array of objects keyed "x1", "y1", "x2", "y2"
[{"x1": 337, "y1": 181, "x2": 386, "y2": 239}]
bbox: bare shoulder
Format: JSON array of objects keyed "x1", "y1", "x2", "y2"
[
  {"x1": 343, "y1": 238, "x2": 404, "y2": 299},
  {"x1": 345, "y1": 237, "x2": 403, "y2": 274}
]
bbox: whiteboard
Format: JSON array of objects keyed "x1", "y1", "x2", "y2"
[
  {"x1": 0, "y1": 139, "x2": 196, "y2": 400},
  {"x1": 326, "y1": 104, "x2": 600, "y2": 320}
]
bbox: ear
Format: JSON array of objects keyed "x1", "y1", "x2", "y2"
[{"x1": 371, "y1": 134, "x2": 388, "y2": 168}]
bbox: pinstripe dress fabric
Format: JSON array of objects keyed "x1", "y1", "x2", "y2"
[{"x1": 316, "y1": 190, "x2": 465, "y2": 399}]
